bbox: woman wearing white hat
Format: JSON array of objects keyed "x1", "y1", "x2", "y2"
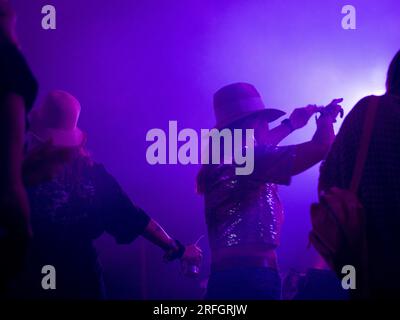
[
  {"x1": 9, "y1": 90, "x2": 202, "y2": 299},
  {"x1": 197, "y1": 82, "x2": 343, "y2": 300}
]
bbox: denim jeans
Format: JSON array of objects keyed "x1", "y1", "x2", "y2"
[{"x1": 205, "y1": 267, "x2": 281, "y2": 300}]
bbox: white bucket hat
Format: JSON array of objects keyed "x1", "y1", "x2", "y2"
[
  {"x1": 213, "y1": 82, "x2": 286, "y2": 128},
  {"x1": 28, "y1": 90, "x2": 85, "y2": 147}
]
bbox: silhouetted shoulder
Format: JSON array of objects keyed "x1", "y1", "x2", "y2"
[
  {"x1": 0, "y1": 40, "x2": 38, "y2": 111},
  {"x1": 349, "y1": 95, "x2": 378, "y2": 114},
  {"x1": 378, "y1": 94, "x2": 400, "y2": 115}
]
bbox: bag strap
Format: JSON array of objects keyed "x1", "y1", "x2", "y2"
[{"x1": 350, "y1": 97, "x2": 380, "y2": 193}]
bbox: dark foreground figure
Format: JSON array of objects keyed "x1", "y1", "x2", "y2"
[
  {"x1": 0, "y1": 1, "x2": 38, "y2": 293},
  {"x1": 319, "y1": 50, "x2": 400, "y2": 299}
]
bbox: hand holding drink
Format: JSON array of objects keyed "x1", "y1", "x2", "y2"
[{"x1": 180, "y1": 236, "x2": 204, "y2": 278}]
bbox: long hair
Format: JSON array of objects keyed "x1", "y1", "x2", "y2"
[
  {"x1": 386, "y1": 50, "x2": 400, "y2": 96},
  {"x1": 25, "y1": 133, "x2": 93, "y2": 187}
]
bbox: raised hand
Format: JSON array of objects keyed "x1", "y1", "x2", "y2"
[
  {"x1": 289, "y1": 105, "x2": 320, "y2": 130},
  {"x1": 317, "y1": 98, "x2": 344, "y2": 123}
]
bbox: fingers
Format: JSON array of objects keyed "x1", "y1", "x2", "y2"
[
  {"x1": 329, "y1": 98, "x2": 344, "y2": 105},
  {"x1": 339, "y1": 107, "x2": 344, "y2": 118},
  {"x1": 331, "y1": 103, "x2": 344, "y2": 114},
  {"x1": 326, "y1": 98, "x2": 344, "y2": 114},
  {"x1": 307, "y1": 98, "x2": 343, "y2": 110},
  {"x1": 184, "y1": 244, "x2": 203, "y2": 263},
  {"x1": 305, "y1": 104, "x2": 319, "y2": 114},
  {"x1": 187, "y1": 244, "x2": 203, "y2": 256}
]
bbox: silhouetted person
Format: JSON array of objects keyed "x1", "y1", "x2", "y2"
[
  {"x1": 319, "y1": 50, "x2": 400, "y2": 299},
  {"x1": 8, "y1": 90, "x2": 202, "y2": 299},
  {"x1": 0, "y1": 0, "x2": 38, "y2": 292},
  {"x1": 197, "y1": 83, "x2": 342, "y2": 300}
]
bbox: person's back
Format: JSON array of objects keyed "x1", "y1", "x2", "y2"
[
  {"x1": 319, "y1": 49, "x2": 400, "y2": 298},
  {"x1": 14, "y1": 90, "x2": 203, "y2": 299},
  {"x1": 9, "y1": 151, "x2": 153, "y2": 299},
  {"x1": 10, "y1": 154, "x2": 106, "y2": 299},
  {"x1": 319, "y1": 93, "x2": 400, "y2": 298}
]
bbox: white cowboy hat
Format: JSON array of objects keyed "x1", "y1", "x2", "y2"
[
  {"x1": 213, "y1": 82, "x2": 285, "y2": 128},
  {"x1": 28, "y1": 90, "x2": 85, "y2": 147}
]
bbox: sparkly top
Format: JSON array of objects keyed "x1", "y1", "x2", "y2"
[{"x1": 199, "y1": 145, "x2": 296, "y2": 251}]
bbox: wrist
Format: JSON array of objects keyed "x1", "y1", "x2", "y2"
[
  {"x1": 164, "y1": 239, "x2": 185, "y2": 261},
  {"x1": 281, "y1": 119, "x2": 295, "y2": 132},
  {"x1": 318, "y1": 112, "x2": 337, "y2": 123},
  {"x1": 316, "y1": 114, "x2": 335, "y2": 128},
  {"x1": 313, "y1": 125, "x2": 335, "y2": 145}
]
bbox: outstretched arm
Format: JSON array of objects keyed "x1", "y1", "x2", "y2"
[
  {"x1": 263, "y1": 123, "x2": 293, "y2": 146},
  {"x1": 142, "y1": 219, "x2": 202, "y2": 267},
  {"x1": 264, "y1": 105, "x2": 319, "y2": 146},
  {"x1": 100, "y1": 166, "x2": 202, "y2": 268},
  {"x1": 142, "y1": 219, "x2": 177, "y2": 252}
]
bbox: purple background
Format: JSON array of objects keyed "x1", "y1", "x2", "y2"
[{"x1": 13, "y1": 0, "x2": 400, "y2": 299}]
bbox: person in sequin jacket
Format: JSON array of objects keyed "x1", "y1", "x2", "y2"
[{"x1": 197, "y1": 83, "x2": 343, "y2": 300}]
